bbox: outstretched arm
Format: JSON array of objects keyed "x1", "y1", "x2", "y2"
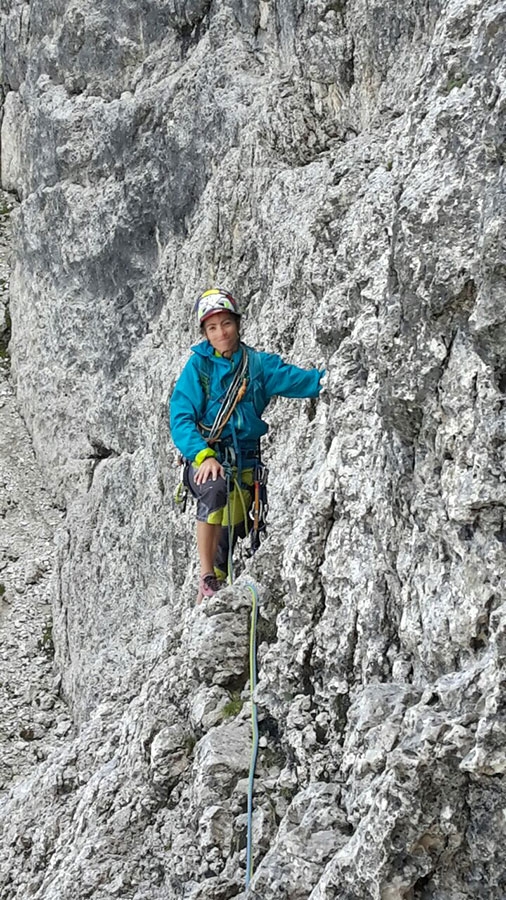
[{"x1": 259, "y1": 351, "x2": 325, "y2": 401}]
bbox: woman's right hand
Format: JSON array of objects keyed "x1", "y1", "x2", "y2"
[{"x1": 194, "y1": 457, "x2": 225, "y2": 485}]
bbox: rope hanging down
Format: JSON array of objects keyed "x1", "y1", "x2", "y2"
[
  {"x1": 224, "y1": 480, "x2": 260, "y2": 887},
  {"x1": 196, "y1": 372, "x2": 265, "y2": 887},
  {"x1": 225, "y1": 466, "x2": 267, "y2": 889},
  {"x1": 244, "y1": 581, "x2": 260, "y2": 889}
]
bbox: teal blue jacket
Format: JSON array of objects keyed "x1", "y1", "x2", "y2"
[{"x1": 169, "y1": 341, "x2": 324, "y2": 463}]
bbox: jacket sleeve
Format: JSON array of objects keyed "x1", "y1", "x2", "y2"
[
  {"x1": 169, "y1": 356, "x2": 211, "y2": 462},
  {"x1": 259, "y1": 351, "x2": 325, "y2": 401}
]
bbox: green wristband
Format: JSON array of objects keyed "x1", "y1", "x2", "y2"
[{"x1": 194, "y1": 447, "x2": 217, "y2": 466}]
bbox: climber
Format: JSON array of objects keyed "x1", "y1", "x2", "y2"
[{"x1": 169, "y1": 288, "x2": 325, "y2": 602}]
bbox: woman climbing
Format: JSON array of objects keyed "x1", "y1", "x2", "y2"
[{"x1": 169, "y1": 288, "x2": 325, "y2": 602}]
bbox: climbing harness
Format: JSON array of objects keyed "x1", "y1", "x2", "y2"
[{"x1": 244, "y1": 581, "x2": 260, "y2": 889}]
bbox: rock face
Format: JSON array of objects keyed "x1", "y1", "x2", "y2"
[
  {"x1": 1, "y1": 1, "x2": 505, "y2": 898},
  {"x1": 0, "y1": 354, "x2": 72, "y2": 793}
]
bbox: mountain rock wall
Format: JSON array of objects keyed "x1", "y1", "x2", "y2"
[{"x1": 0, "y1": 1, "x2": 505, "y2": 898}]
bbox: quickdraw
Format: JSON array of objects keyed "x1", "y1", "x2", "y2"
[
  {"x1": 248, "y1": 462, "x2": 268, "y2": 556},
  {"x1": 173, "y1": 455, "x2": 190, "y2": 512}
]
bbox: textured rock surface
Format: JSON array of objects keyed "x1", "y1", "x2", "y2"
[
  {"x1": 0, "y1": 352, "x2": 73, "y2": 791},
  {"x1": 0, "y1": 189, "x2": 13, "y2": 350},
  {"x1": 1, "y1": 1, "x2": 506, "y2": 898},
  {"x1": 0, "y1": 188, "x2": 73, "y2": 797}
]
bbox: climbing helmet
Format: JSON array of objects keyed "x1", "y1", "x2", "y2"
[{"x1": 195, "y1": 288, "x2": 241, "y2": 327}]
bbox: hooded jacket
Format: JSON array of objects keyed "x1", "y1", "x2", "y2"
[{"x1": 169, "y1": 340, "x2": 324, "y2": 464}]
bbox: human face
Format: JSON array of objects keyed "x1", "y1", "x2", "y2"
[{"x1": 203, "y1": 311, "x2": 240, "y2": 358}]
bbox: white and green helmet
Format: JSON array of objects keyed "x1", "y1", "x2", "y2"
[{"x1": 195, "y1": 288, "x2": 241, "y2": 326}]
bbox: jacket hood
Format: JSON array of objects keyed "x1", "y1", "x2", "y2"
[{"x1": 190, "y1": 340, "x2": 212, "y2": 358}]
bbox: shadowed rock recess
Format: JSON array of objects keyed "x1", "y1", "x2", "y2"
[{"x1": 0, "y1": 0, "x2": 505, "y2": 897}]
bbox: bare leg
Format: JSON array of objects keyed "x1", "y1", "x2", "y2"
[{"x1": 196, "y1": 521, "x2": 222, "y2": 575}]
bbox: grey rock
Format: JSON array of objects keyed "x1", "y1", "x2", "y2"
[
  {"x1": 250, "y1": 783, "x2": 350, "y2": 899},
  {"x1": 190, "y1": 685, "x2": 230, "y2": 732},
  {"x1": 0, "y1": 0, "x2": 506, "y2": 899},
  {"x1": 188, "y1": 598, "x2": 250, "y2": 686},
  {"x1": 150, "y1": 723, "x2": 191, "y2": 792},
  {"x1": 192, "y1": 719, "x2": 250, "y2": 809}
]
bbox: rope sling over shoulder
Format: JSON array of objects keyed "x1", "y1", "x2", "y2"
[{"x1": 198, "y1": 346, "x2": 249, "y2": 445}]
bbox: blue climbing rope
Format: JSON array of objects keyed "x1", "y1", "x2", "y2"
[
  {"x1": 245, "y1": 581, "x2": 260, "y2": 889},
  {"x1": 222, "y1": 464, "x2": 260, "y2": 888}
]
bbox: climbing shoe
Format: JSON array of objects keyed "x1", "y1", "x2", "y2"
[{"x1": 197, "y1": 572, "x2": 222, "y2": 603}]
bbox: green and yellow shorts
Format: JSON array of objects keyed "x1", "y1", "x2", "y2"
[{"x1": 187, "y1": 465, "x2": 254, "y2": 526}]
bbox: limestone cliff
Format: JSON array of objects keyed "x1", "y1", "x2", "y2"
[{"x1": 0, "y1": 1, "x2": 505, "y2": 898}]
